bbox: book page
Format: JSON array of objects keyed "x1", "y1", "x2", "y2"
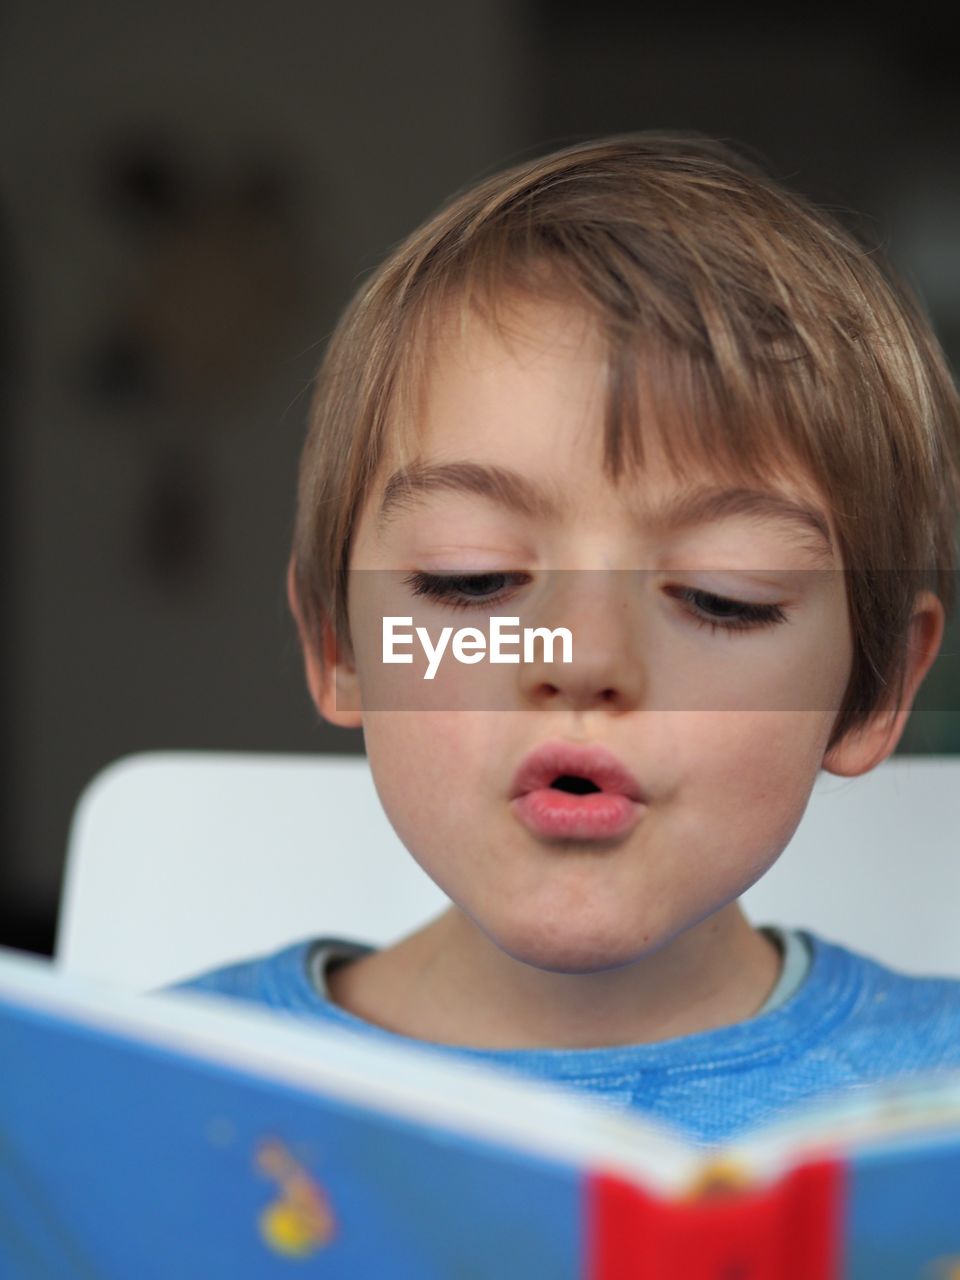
[
  {"x1": 727, "y1": 1067, "x2": 960, "y2": 1176},
  {"x1": 0, "y1": 946, "x2": 702, "y2": 1194}
]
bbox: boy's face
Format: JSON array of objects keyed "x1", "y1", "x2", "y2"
[{"x1": 317, "y1": 296, "x2": 857, "y2": 974}]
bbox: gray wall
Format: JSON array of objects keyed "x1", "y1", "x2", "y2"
[
  {"x1": 2, "y1": 2, "x2": 958, "y2": 951},
  {"x1": 0, "y1": 0, "x2": 534, "y2": 937}
]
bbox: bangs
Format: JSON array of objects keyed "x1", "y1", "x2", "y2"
[{"x1": 382, "y1": 245, "x2": 856, "y2": 520}]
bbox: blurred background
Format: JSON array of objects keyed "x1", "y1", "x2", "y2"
[{"x1": 2, "y1": 1, "x2": 959, "y2": 956}]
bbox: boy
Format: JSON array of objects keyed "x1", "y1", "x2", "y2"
[{"x1": 167, "y1": 132, "x2": 960, "y2": 1147}]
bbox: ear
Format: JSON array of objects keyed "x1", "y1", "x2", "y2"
[
  {"x1": 822, "y1": 589, "x2": 945, "y2": 777},
  {"x1": 286, "y1": 557, "x2": 363, "y2": 729}
]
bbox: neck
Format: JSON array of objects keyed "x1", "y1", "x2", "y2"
[{"x1": 327, "y1": 902, "x2": 783, "y2": 1050}]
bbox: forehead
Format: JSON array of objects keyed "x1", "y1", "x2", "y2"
[
  {"x1": 410, "y1": 291, "x2": 604, "y2": 417},
  {"x1": 389, "y1": 292, "x2": 628, "y2": 488}
]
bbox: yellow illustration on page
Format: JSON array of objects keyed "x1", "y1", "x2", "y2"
[{"x1": 255, "y1": 1137, "x2": 337, "y2": 1257}]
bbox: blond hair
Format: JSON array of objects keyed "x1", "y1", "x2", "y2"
[{"x1": 291, "y1": 131, "x2": 960, "y2": 751}]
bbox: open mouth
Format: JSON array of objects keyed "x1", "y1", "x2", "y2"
[
  {"x1": 548, "y1": 774, "x2": 603, "y2": 795},
  {"x1": 512, "y1": 771, "x2": 643, "y2": 841},
  {"x1": 509, "y1": 739, "x2": 645, "y2": 805},
  {"x1": 509, "y1": 741, "x2": 645, "y2": 840}
]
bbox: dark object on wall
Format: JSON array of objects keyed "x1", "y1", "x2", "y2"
[
  {"x1": 88, "y1": 132, "x2": 304, "y2": 408},
  {"x1": 81, "y1": 131, "x2": 311, "y2": 591},
  {"x1": 137, "y1": 446, "x2": 212, "y2": 588}
]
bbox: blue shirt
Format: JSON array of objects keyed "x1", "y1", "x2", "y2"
[{"x1": 161, "y1": 926, "x2": 960, "y2": 1148}]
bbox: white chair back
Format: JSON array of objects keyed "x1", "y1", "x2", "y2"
[
  {"x1": 741, "y1": 755, "x2": 960, "y2": 978},
  {"x1": 56, "y1": 752, "x2": 449, "y2": 991}
]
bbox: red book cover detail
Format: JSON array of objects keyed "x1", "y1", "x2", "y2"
[{"x1": 585, "y1": 1155, "x2": 845, "y2": 1279}]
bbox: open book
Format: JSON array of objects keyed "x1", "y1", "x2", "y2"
[{"x1": 2, "y1": 944, "x2": 960, "y2": 1278}]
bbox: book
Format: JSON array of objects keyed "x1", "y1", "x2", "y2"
[{"x1": 2, "y1": 943, "x2": 960, "y2": 1278}]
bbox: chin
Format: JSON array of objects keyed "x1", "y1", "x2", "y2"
[{"x1": 488, "y1": 918, "x2": 660, "y2": 975}]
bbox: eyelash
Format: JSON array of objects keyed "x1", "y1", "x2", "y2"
[{"x1": 402, "y1": 572, "x2": 787, "y2": 635}]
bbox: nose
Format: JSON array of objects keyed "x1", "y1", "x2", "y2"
[{"x1": 517, "y1": 570, "x2": 646, "y2": 713}]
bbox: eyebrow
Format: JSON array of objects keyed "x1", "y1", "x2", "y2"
[{"x1": 376, "y1": 460, "x2": 836, "y2": 562}]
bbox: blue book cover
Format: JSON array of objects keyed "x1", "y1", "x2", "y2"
[{"x1": 2, "y1": 944, "x2": 960, "y2": 1278}]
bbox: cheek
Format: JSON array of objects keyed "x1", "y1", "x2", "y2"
[
  {"x1": 362, "y1": 711, "x2": 491, "y2": 857},
  {"x1": 671, "y1": 710, "x2": 830, "y2": 876}
]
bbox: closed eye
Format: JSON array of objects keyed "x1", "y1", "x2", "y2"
[
  {"x1": 401, "y1": 572, "x2": 788, "y2": 634},
  {"x1": 666, "y1": 586, "x2": 787, "y2": 635},
  {"x1": 402, "y1": 571, "x2": 528, "y2": 612}
]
